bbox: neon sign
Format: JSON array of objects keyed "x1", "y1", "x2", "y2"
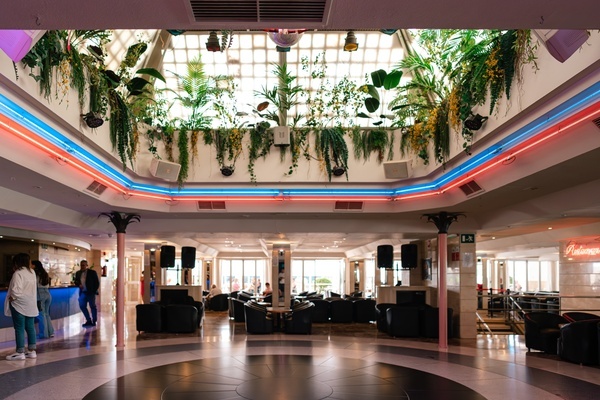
[{"x1": 564, "y1": 243, "x2": 600, "y2": 257}]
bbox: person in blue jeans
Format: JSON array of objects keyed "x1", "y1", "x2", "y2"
[
  {"x1": 4, "y1": 253, "x2": 38, "y2": 360},
  {"x1": 73, "y1": 260, "x2": 99, "y2": 327},
  {"x1": 32, "y1": 260, "x2": 54, "y2": 338}
]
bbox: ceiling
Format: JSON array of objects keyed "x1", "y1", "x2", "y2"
[
  {"x1": 1, "y1": 2, "x2": 600, "y2": 260},
  {"x1": 1, "y1": 0, "x2": 598, "y2": 30}
]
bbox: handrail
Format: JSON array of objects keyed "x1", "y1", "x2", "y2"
[{"x1": 475, "y1": 312, "x2": 493, "y2": 334}]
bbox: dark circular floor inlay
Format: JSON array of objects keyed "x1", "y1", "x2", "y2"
[{"x1": 237, "y1": 377, "x2": 333, "y2": 400}]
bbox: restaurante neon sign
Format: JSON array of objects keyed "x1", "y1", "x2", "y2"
[{"x1": 564, "y1": 243, "x2": 600, "y2": 257}]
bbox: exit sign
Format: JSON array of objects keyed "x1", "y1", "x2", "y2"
[{"x1": 460, "y1": 234, "x2": 475, "y2": 243}]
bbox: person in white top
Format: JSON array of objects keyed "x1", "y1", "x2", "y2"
[{"x1": 4, "y1": 253, "x2": 38, "y2": 360}]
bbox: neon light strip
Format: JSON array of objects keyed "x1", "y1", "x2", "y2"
[{"x1": 0, "y1": 81, "x2": 599, "y2": 202}]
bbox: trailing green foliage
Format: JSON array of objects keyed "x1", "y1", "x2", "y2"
[{"x1": 316, "y1": 127, "x2": 349, "y2": 181}]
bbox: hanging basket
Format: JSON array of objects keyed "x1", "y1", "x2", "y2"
[
  {"x1": 220, "y1": 166, "x2": 234, "y2": 177},
  {"x1": 82, "y1": 112, "x2": 104, "y2": 128}
]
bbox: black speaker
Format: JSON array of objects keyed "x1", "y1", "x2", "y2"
[
  {"x1": 377, "y1": 245, "x2": 394, "y2": 269},
  {"x1": 401, "y1": 244, "x2": 418, "y2": 269},
  {"x1": 181, "y1": 246, "x2": 196, "y2": 269},
  {"x1": 160, "y1": 245, "x2": 175, "y2": 268}
]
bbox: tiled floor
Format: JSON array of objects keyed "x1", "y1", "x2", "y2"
[{"x1": 0, "y1": 305, "x2": 599, "y2": 400}]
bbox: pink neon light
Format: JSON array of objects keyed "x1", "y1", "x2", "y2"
[{"x1": 565, "y1": 243, "x2": 600, "y2": 257}]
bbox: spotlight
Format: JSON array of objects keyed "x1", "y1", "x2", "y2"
[
  {"x1": 344, "y1": 31, "x2": 358, "y2": 52},
  {"x1": 464, "y1": 114, "x2": 488, "y2": 131},
  {"x1": 206, "y1": 31, "x2": 221, "y2": 52}
]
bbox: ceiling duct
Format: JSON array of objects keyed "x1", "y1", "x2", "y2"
[
  {"x1": 85, "y1": 180, "x2": 107, "y2": 196},
  {"x1": 197, "y1": 200, "x2": 226, "y2": 210},
  {"x1": 459, "y1": 180, "x2": 484, "y2": 197},
  {"x1": 592, "y1": 116, "x2": 600, "y2": 131},
  {"x1": 187, "y1": 0, "x2": 331, "y2": 25},
  {"x1": 334, "y1": 201, "x2": 363, "y2": 211}
]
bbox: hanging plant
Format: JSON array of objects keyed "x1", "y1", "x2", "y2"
[
  {"x1": 247, "y1": 121, "x2": 273, "y2": 183},
  {"x1": 316, "y1": 127, "x2": 349, "y2": 181},
  {"x1": 177, "y1": 128, "x2": 190, "y2": 186},
  {"x1": 286, "y1": 128, "x2": 311, "y2": 176}
]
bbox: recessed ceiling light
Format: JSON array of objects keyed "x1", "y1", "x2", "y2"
[
  {"x1": 548, "y1": 227, "x2": 553, "y2": 230},
  {"x1": 30, "y1": 239, "x2": 34, "y2": 242}
]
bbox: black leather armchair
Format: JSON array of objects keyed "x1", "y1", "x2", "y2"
[
  {"x1": 311, "y1": 299, "x2": 330, "y2": 322},
  {"x1": 524, "y1": 312, "x2": 569, "y2": 353},
  {"x1": 209, "y1": 293, "x2": 230, "y2": 311},
  {"x1": 386, "y1": 306, "x2": 420, "y2": 337},
  {"x1": 230, "y1": 298, "x2": 246, "y2": 322},
  {"x1": 353, "y1": 299, "x2": 376, "y2": 323},
  {"x1": 562, "y1": 312, "x2": 600, "y2": 322},
  {"x1": 244, "y1": 302, "x2": 273, "y2": 334},
  {"x1": 136, "y1": 303, "x2": 164, "y2": 333},
  {"x1": 375, "y1": 303, "x2": 395, "y2": 332},
  {"x1": 558, "y1": 319, "x2": 600, "y2": 365},
  {"x1": 285, "y1": 302, "x2": 315, "y2": 334}
]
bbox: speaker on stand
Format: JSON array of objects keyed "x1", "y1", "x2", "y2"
[
  {"x1": 377, "y1": 245, "x2": 394, "y2": 269},
  {"x1": 401, "y1": 244, "x2": 418, "y2": 269},
  {"x1": 159, "y1": 245, "x2": 176, "y2": 268},
  {"x1": 181, "y1": 246, "x2": 196, "y2": 285}
]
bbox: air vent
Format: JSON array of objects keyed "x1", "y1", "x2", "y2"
[
  {"x1": 85, "y1": 180, "x2": 107, "y2": 196},
  {"x1": 188, "y1": 0, "x2": 330, "y2": 23},
  {"x1": 197, "y1": 201, "x2": 226, "y2": 210},
  {"x1": 592, "y1": 117, "x2": 600, "y2": 130},
  {"x1": 458, "y1": 180, "x2": 484, "y2": 197},
  {"x1": 334, "y1": 201, "x2": 363, "y2": 211}
]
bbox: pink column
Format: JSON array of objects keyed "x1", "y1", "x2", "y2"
[
  {"x1": 116, "y1": 232, "x2": 125, "y2": 349},
  {"x1": 437, "y1": 232, "x2": 448, "y2": 351},
  {"x1": 424, "y1": 212, "x2": 463, "y2": 352}
]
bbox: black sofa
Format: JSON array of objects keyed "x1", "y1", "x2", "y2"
[
  {"x1": 524, "y1": 312, "x2": 569, "y2": 353},
  {"x1": 386, "y1": 306, "x2": 420, "y2": 337},
  {"x1": 136, "y1": 302, "x2": 201, "y2": 334}
]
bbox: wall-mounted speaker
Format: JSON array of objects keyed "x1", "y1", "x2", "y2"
[
  {"x1": 149, "y1": 158, "x2": 181, "y2": 181},
  {"x1": 181, "y1": 246, "x2": 196, "y2": 269},
  {"x1": 401, "y1": 244, "x2": 418, "y2": 269},
  {"x1": 377, "y1": 245, "x2": 394, "y2": 269},
  {"x1": 159, "y1": 245, "x2": 176, "y2": 268},
  {"x1": 383, "y1": 160, "x2": 411, "y2": 179},
  {"x1": 272, "y1": 126, "x2": 290, "y2": 147}
]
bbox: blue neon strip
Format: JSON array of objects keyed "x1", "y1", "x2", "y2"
[{"x1": 0, "y1": 80, "x2": 599, "y2": 200}]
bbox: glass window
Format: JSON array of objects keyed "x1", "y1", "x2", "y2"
[
  {"x1": 527, "y1": 261, "x2": 540, "y2": 292},
  {"x1": 514, "y1": 261, "x2": 527, "y2": 292}
]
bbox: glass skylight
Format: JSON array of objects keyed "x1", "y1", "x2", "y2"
[{"x1": 160, "y1": 31, "x2": 405, "y2": 128}]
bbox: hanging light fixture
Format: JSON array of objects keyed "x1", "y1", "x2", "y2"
[
  {"x1": 266, "y1": 29, "x2": 305, "y2": 52},
  {"x1": 344, "y1": 31, "x2": 358, "y2": 52},
  {"x1": 205, "y1": 31, "x2": 221, "y2": 52}
]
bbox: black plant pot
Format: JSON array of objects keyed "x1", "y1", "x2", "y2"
[
  {"x1": 221, "y1": 166, "x2": 234, "y2": 177},
  {"x1": 82, "y1": 112, "x2": 104, "y2": 128},
  {"x1": 332, "y1": 166, "x2": 346, "y2": 177}
]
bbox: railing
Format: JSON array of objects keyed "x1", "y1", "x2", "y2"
[{"x1": 476, "y1": 292, "x2": 600, "y2": 334}]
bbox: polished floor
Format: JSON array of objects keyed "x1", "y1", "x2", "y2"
[{"x1": 0, "y1": 305, "x2": 599, "y2": 400}]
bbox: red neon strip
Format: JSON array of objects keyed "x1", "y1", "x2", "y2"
[
  {"x1": 395, "y1": 191, "x2": 442, "y2": 201},
  {"x1": 0, "y1": 117, "x2": 128, "y2": 194},
  {"x1": 174, "y1": 196, "x2": 282, "y2": 202},
  {"x1": 286, "y1": 197, "x2": 392, "y2": 202}
]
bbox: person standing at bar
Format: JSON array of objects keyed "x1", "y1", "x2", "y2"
[
  {"x1": 32, "y1": 260, "x2": 54, "y2": 338},
  {"x1": 4, "y1": 253, "x2": 38, "y2": 360},
  {"x1": 74, "y1": 260, "x2": 99, "y2": 327}
]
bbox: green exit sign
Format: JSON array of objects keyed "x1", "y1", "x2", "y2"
[{"x1": 460, "y1": 234, "x2": 475, "y2": 243}]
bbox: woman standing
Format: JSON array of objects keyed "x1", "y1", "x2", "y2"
[
  {"x1": 32, "y1": 260, "x2": 54, "y2": 339},
  {"x1": 4, "y1": 253, "x2": 38, "y2": 360}
]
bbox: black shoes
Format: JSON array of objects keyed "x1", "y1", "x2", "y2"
[{"x1": 82, "y1": 321, "x2": 94, "y2": 327}]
